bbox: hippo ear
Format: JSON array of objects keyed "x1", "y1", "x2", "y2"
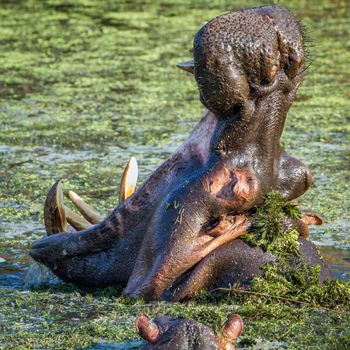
[
  {"x1": 301, "y1": 210, "x2": 324, "y2": 226},
  {"x1": 176, "y1": 60, "x2": 194, "y2": 74},
  {"x1": 216, "y1": 314, "x2": 244, "y2": 349},
  {"x1": 136, "y1": 314, "x2": 161, "y2": 344},
  {"x1": 222, "y1": 314, "x2": 244, "y2": 341}
]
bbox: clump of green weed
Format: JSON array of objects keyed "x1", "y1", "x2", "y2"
[
  {"x1": 243, "y1": 191, "x2": 301, "y2": 254},
  {"x1": 239, "y1": 192, "x2": 350, "y2": 310}
]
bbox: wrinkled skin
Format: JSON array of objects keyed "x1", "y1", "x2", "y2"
[
  {"x1": 29, "y1": 5, "x2": 332, "y2": 301},
  {"x1": 136, "y1": 314, "x2": 243, "y2": 350}
]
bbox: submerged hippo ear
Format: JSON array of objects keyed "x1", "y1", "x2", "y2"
[
  {"x1": 216, "y1": 314, "x2": 244, "y2": 349},
  {"x1": 222, "y1": 314, "x2": 244, "y2": 341},
  {"x1": 176, "y1": 60, "x2": 194, "y2": 74},
  {"x1": 136, "y1": 314, "x2": 160, "y2": 344}
]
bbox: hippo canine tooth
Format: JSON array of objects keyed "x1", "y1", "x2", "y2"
[
  {"x1": 119, "y1": 156, "x2": 138, "y2": 203},
  {"x1": 67, "y1": 190, "x2": 103, "y2": 224},
  {"x1": 44, "y1": 180, "x2": 68, "y2": 235}
]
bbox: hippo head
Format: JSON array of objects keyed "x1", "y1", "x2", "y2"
[{"x1": 29, "y1": 5, "x2": 315, "y2": 301}]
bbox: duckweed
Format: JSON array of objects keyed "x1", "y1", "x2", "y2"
[{"x1": 0, "y1": 0, "x2": 349, "y2": 349}]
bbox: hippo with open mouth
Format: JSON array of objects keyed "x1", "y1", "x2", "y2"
[{"x1": 29, "y1": 5, "x2": 332, "y2": 301}]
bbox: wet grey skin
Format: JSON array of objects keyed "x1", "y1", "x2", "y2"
[{"x1": 29, "y1": 5, "x2": 332, "y2": 301}]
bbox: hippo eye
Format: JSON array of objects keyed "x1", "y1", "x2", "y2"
[{"x1": 203, "y1": 217, "x2": 220, "y2": 234}]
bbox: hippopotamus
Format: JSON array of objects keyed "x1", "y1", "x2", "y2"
[
  {"x1": 29, "y1": 5, "x2": 332, "y2": 301},
  {"x1": 136, "y1": 313, "x2": 243, "y2": 350}
]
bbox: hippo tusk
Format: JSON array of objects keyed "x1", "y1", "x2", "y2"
[
  {"x1": 119, "y1": 156, "x2": 138, "y2": 203},
  {"x1": 176, "y1": 60, "x2": 194, "y2": 74},
  {"x1": 64, "y1": 206, "x2": 92, "y2": 230},
  {"x1": 44, "y1": 180, "x2": 68, "y2": 235},
  {"x1": 67, "y1": 190, "x2": 103, "y2": 224}
]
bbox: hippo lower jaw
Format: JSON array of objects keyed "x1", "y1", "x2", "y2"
[
  {"x1": 123, "y1": 214, "x2": 251, "y2": 301},
  {"x1": 29, "y1": 213, "x2": 251, "y2": 300}
]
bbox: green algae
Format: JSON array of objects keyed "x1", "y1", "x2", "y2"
[
  {"x1": 0, "y1": 0, "x2": 349, "y2": 349},
  {"x1": 0, "y1": 286, "x2": 349, "y2": 350},
  {"x1": 239, "y1": 192, "x2": 350, "y2": 311},
  {"x1": 243, "y1": 192, "x2": 301, "y2": 253}
]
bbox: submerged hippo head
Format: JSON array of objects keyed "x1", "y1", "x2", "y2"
[
  {"x1": 136, "y1": 314, "x2": 244, "y2": 350},
  {"x1": 29, "y1": 5, "x2": 325, "y2": 301}
]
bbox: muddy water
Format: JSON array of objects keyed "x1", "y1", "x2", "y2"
[{"x1": 0, "y1": 1, "x2": 349, "y2": 348}]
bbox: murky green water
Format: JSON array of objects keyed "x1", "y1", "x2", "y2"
[{"x1": 0, "y1": 0, "x2": 349, "y2": 349}]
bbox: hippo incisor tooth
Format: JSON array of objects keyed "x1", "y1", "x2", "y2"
[
  {"x1": 67, "y1": 190, "x2": 103, "y2": 224},
  {"x1": 44, "y1": 180, "x2": 68, "y2": 235},
  {"x1": 176, "y1": 60, "x2": 194, "y2": 74},
  {"x1": 119, "y1": 156, "x2": 138, "y2": 203},
  {"x1": 64, "y1": 206, "x2": 92, "y2": 230}
]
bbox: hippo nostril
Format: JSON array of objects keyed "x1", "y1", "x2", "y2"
[
  {"x1": 283, "y1": 56, "x2": 293, "y2": 73},
  {"x1": 283, "y1": 53, "x2": 302, "y2": 79},
  {"x1": 260, "y1": 78, "x2": 270, "y2": 86},
  {"x1": 250, "y1": 78, "x2": 279, "y2": 97}
]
